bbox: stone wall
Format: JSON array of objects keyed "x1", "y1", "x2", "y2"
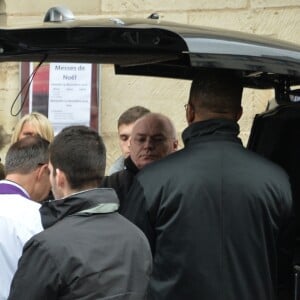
[{"x1": 0, "y1": 0, "x2": 299, "y2": 171}]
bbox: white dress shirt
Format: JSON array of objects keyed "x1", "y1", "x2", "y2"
[{"x1": 0, "y1": 180, "x2": 43, "y2": 300}]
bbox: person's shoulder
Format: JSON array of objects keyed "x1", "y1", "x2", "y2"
[
  {"x1": 30, "y1": 218, "x2": 70, "y2": 251},
  {"x1": 115, "y1": 213, "x2": 151, "y2": 245},
  {"x1": 242, "y1": 147, "x2": 290, "y2": 183},
  {"x1": 101, "y1": 168, "x2": 129, "y2": 188},
  {"x1": 0, "y1": 195, "x2": 41, "y2": 218},
  {"x1": 244, "y1": 147, "x2": 285, "y2": 170}
]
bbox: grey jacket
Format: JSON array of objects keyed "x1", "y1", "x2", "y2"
[{"x1": 9, "y1": 188, "x2": 152, "y2": 300}]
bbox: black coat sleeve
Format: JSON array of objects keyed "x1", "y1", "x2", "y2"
[
  {"x1": 277, "y1": 179, "x2": 296, "y2": 300},
  {"x1": 123, "y1": 177, "x2": 157, "y2": 255},
  {"x1": 8, "y1": 238, "x2": 62, "y2": 300}
]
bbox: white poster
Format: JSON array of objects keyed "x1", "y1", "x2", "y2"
[{"x1": 48, "y1": 63, "x2": 92, "y2": 134}]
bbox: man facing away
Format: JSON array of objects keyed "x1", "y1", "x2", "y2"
[
  {"x1": 102, "y1": 112, "x2": 178, "y2": 214},
  {"x1": 0, "y1": 136, "x2": 50, "y2": 300},
  {"x1": 108, "y1": 105, "x2": 150, "y2": 175},
  {"x1": 8, "y1": 125, "x2": 152, "y2": 300},
  {"x1": 123, "y1": 70, "x2": 294, "y2": 300}
]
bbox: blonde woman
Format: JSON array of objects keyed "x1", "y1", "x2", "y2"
[{"x1": 11, "y1": 112, "x2": 54, "y2": 143}]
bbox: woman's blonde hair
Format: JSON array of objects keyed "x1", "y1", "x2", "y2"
[{"x1": 11, "y1": 112, "x2": 54, "y2": 144}]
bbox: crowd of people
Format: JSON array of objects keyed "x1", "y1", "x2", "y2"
[{"x1": 0, "y1": 70, "x2": 296, "y2": 300}]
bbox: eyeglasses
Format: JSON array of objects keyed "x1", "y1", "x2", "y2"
[{"x1": 132, "y1": 135, "x2": 168, "y2": 146}]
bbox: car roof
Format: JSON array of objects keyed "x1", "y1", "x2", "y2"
[{"x1": 0, "y1": 6, "x2": 299, "y2": 96}]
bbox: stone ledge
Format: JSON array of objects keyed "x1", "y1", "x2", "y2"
[
  {"x1": 101, "y1": 0, "x2": 247, "y2": 13},
  {"x1": 251, "y1": 0, "x2": 300, "y2": 8},
  {"x1": 4, "y1": 0, "x2": 100, "y2": 15}
]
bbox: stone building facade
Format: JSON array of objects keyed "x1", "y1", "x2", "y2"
[{"x1": 0, "y1": 0, "x2": 299, "y2": 171}]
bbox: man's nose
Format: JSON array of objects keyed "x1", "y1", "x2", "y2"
[
  {"x1": 143, "y1": 137, "x2": 155, "y2": 149},
  {"x1": 126, "y1": 137, "x2": 132, "y2": 147}
]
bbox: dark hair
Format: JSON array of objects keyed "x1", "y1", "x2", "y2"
[
  {"x1": 189, "y1": 70, "x2": 243, "y2": 114},
  {"x1": 5, "y1": 136, "x2": 49, "y2": 175},
  {"x1": 0, "y1": 160, "x2": 5, "y2": 180},
  {"x1": 49, "y1": 126, "x2": 106, "y2": 189},
  {"x1": 117, "y1": 106, "x2": 150, "y2": 128}
]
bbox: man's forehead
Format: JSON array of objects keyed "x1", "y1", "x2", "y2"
[
  {"x1": 135, "y1": 131, "x2": 165, "y2": 137},
  {"x1": 118, "y1": 123, "x2": 135, "y2": 135},
  {"x1": 133, "y1": 118, "x2": 167, "y2": 135}
]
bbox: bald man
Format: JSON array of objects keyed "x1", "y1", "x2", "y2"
[{"x1": 101, "y1": 112, "x2": 178, "y2": 214}]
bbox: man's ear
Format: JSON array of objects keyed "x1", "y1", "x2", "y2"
[
  {"x1": 36, "y1": 164, "x2": 49, "y2": 181},
  {"x1": 186, "y1": 104, "x2": 195, "y2": 124},
  {"x1": 172, "y1": 139, "x2": 179, "y2": 151},
  {"x1": 55, "y1": 168, "x2": 67, "y2": 188}
]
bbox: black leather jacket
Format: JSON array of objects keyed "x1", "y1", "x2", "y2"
[
  {"x1": 101, "y1": 156, "x2": 139, "y2": 214},
  {"x1": 123, "y1": 119, "x2": 294, "y2": 300}
]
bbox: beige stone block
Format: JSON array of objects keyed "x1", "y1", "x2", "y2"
[
  {"x1": 0, "y1": 63, "x2": 19, "y2": 90},
  {"x1": 189, "y1": 10, "x2": 258, "y2": 33},
  {"x1": 189, "y1": 8, "x2": 300, "y2": 44},
  {"x1": 4, "y1": 0, "x2": 101, "y2": 15},
  {"x1": 102, "y1": 0, "x2": 247, "y2": 13},
  {"x1": 0, "y1": 3, "x2": 5, "y2": 14},
  {"x1": 251, "y1": 0, "x2": 300, "y2": 8},
  {"x1": 6, "y1": 16, "x2": 44, "y2": 26},
  {"x1": 0, "y1": 67, "x2": 26, "y2": 153},
  {"x1": 85, "y1": 11, "x2": 188, "y2": 23},
  {"x1": 0, "y1": 86, "x2": 21, "y2": 158},
  {"x1": 239, "y1": 88, "x2": 273, "y2": 140},
  {"x1": 102, "y1": 132, "x2": 122, "y2": 174},
  {"x1": 0, "y1": 65, "x2": 22, "y2": 142},
  {"x1": 249, "y1": 8, "x2": 300, "y2": 44},
  {"x1": 155, "y1": 13, "x2": 188, "y2": 24}
]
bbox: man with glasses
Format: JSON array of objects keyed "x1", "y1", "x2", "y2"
[
  {"x1": 102, "y1": 112, "x2": 178, "y2": 214},
  {"x1": 123, "y1": 70, "x2": 294, "y2": 300}
]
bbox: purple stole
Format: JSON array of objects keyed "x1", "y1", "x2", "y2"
[{"x1": 0, "y1": 182, "x2": 29, "y2": 199}]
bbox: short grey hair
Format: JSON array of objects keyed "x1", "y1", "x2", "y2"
[{"x1": 5, "y1": 136, "x2": 49, "y2": 175}]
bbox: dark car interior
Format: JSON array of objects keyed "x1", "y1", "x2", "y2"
[
  {"x1": 247, "y1": 90, "x2": 300, "y2": 297},
  {"x1": 247, "y1": 92, "x2": 300, "y2": 232}
]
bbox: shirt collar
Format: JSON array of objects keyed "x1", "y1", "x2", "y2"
[
  {"x1": 0, "y1": 180, "x2": 30, "y2": 199},
  {"x1": 182, "y1": 118, "x2": 241, "y2": 146},
  {"x1": 40, "y1": 188, "x2": 119, "y2": 229}
]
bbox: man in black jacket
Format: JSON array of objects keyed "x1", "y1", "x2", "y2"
[
  {"x1": 102, "y1": 112, "x2": 178, "y2": 214},
  {"x1": 8, "y1": 126, "x2": 152, "y2": 300},
  {"x1": 123, "y1": 70, "x2": 294, "y2": 300}
]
